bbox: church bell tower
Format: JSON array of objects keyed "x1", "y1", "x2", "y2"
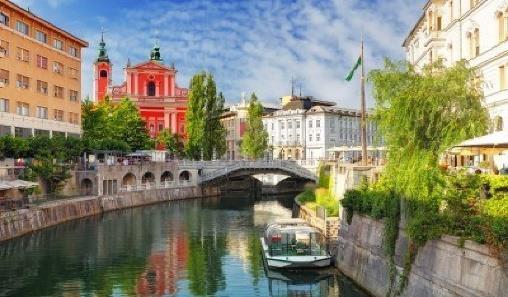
[{"x1": 93, "y1": 33, "x2": 112, "y2": 102}]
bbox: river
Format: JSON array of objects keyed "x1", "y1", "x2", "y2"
[{"x1": 0, "y1": 194, "x2": 370, "y2": 297}]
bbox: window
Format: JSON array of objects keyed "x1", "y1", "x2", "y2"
[
  {"x1": 449, "y1": 1, "x2": 454, "y2": 21},
  {"x1": 316, "y1": 120, "x2": 321, "y2": 128},
  {"x1": 280, "y1": 121, "x2": 285, "y2": 129},
  {"x1": 36, "y1": 55, "x2": 48, "y2": 69},
  {"x1": 53, "y1": 109, "x2": 64, "y2": 121},
  {"x1": 68, "y1": 67, "x2": 79, "y2": 79},
  {"x1": 500, "y1": 65, "x2": 506, "y2": 90},
  {"x1": 147, "y1": 81, "x2": 156, "y2": 96},
  {"x1": 498, "y1": 12, "x2": 508, "y2": 42},
  {"x1": 53, "y1": 61, "x2": 63, "y2": 74},
  {"x1": 309, "y1": 120, "x2": 313, "y2": 128},
  {"x1": 54, "y1": 86, "x2": 64, "y2": 98},
  {"x1": 16, "y1": 102, "x2": 29, "y2": 116},
  {"x1": 437, "y1": 16, "x2": 442, "y2": 30},
  {"x1": 474, "y1": 28, "x2": 480, "y2": 57},
  {"x1": 0, "y1": 98, "x2": 9, "y2": 112},
  {"x1": 69, "y1": 90, "x2": 78, "y2": 102},
  {"x1": 271, "y1": 123, "x2": 274, "y2": 130},
  {"x1": 296, "y1": 121, "x2": 300, "y2": 129},
  {"x1": 309, "y1": 134, "x2": 313, "y2": 142},
  {"x1": 69, "y1": 112, "x2": 79, "y2": 124},
  {"x1": 37, "y1": 80, "x2": 48, "y2": 95},
  {"x1": 0, "y1": 12, "x2": 9, "y2": 26},
  {"x1": 0, "y1": 40, "x2": 8, "y2": 57},
  {"x1": 100, "y1": 70, "x2": 107, "y2": 78},
  {"x1": 16, "y1": 74, "x2": 29, "y2": 89},
  {"x1": 16, "y1": 21, "x2": 29, "y2": 35},
  {"x1": 16, "y1": 47, "x2": 29, "y2": 62},
  {"x1": 35, "y1": 30, "x2": 47, "y2": 43},
  {"x1": 53, "y1": 39, "x2": 63, "y2": 50},
  {"x1": 288, "y1": 120, "x2": 292, "y2": 129},
  {"x1": 316, "y1": 134, "x2": 321, "y2": 141},
  {"x1": 68, "y1": 47, "x2": 78, "y2": 57},
  {"x1": 0, "y1": 69, "x2": 8, "y2": 85},
  {"x1": 36, "y1": 106, "x2": 48, "y2": 119}
]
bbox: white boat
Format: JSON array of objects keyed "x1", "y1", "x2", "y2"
[{"x1": 261, "y1": 218, "x2": 332, "y2": 269}]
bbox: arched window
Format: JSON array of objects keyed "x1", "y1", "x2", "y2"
[
  {"x1": 147, "y1": 81, "x2": 156, "y2": 96},
  {"x1": 100, "y1": 70, "x2": 107, "y2": 78}
]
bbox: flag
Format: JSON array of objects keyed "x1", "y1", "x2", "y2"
[{"x1": 345, "y1": 56, "x2": 362, "y2": 81}]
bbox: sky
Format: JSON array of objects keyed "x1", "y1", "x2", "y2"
[{"x1": 11, "y1": 0, "x2": 425, "y2": 108}]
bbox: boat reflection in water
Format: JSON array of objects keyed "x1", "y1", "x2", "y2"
[
  {"x1": 266, "y1": 268, "x2": 336, "y2": 297},
  {"x1": 265, "y1": 268, "x2": 371, "y2": 297}
]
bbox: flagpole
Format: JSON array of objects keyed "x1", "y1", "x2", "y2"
[{"x1": 360, "y1": 34, "x2": 368, "y2": 166}]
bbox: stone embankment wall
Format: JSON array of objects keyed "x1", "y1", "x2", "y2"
[
  {"x1": 295, "y1": 200, "x2": 339, "y2": 240},
  {"x1": 0, "y1": 186, "x2": 219, "y2": 242},
  {"x1": 336, "y1": 212, "x2": 508, "y2": 297}
]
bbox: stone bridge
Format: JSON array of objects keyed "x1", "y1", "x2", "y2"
[
  {"x1": 199, "y1": 160, "x2": 317, "y2": 185},
  {"x1": 74, "y1": 160, "x2": 317, "y2": 196}
]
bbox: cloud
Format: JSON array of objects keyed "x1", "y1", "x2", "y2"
[{"x1": 77, "y1": 0, "x2": 424, "y2": 108}]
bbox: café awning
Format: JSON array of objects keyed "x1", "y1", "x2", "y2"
[{"x1": 454, "y1": 131, "x2": 508, "y2": 149}]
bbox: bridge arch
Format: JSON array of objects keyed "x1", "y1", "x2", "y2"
[
  {"x1": 161, "y1": 171, "x2": 174, "y2": 182},
  {"x1": 122, "y1": 173, "x2": 136, "y2": 186},
  {"x1": 142, "y1": 172, "x2": 155, "y2": 184},
  {"x1": 179, "y1": 170, "x2": 191, "y2": 181}
]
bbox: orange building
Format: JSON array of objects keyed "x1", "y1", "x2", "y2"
[
  {"x1": 93, "y1": 37, "x2": 188, "y2": 138},
  {"x1": 0, "y1": 0, "x2": 88, "y2": 137}
]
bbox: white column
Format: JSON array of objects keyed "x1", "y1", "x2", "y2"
[
  {"x1": 170, "y1": 76, "x2": 174, "y2": 96},
  {"x1": 156, "y1": 82, "x2": 160, "y2": 97},
  {"x1": 164, "y1": 112, "x2": 170, "y2": 129},
  {"x1": 134, "y1": 73, "x2": 139, "y2": 96},
  {"x1": 164, "y1": 74, "x2": 169, "y2": 96},
  {"x1": 171, "y1": 112, "x2": 177, "y2": 134},
  {"x1": 126, "y1": 71, "x2": 131, "y2": 94}
]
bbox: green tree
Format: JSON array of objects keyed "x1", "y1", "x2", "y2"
[
  {"x1": 241, "y1": 93, "x2": 268, "y2": 159},
  {"x1": 156, "y1": 129, "x2": 184, "y2": 158},
  {"x1": 369, "y1": 59, "x2": 488, "y2": 202},
  {"x1": 185, "y1": 73, "x2": 206, "y2": 160},
  {"x1": 81, "y1": 97, "x2": 151, "y2": 152},
  {"x1": 365, "y1": 59, "x2": 489, "y2": 295},
  {"x1": 185, "y1": 72, "x2": 226, "y2": 160}
]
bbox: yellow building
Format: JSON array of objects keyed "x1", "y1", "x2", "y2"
[{"x1": 0, "y1": 0, "x2": 88, "y2": 137}]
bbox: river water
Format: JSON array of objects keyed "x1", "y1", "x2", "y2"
[{"x1": 0, "y1": 195, "x2": 370, "y2": 297}]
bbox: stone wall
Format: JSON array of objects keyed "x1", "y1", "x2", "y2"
[
  {"x1": 0, "y1": 186, "x2": 219, "y2": 242},
  {"x1": 336, "y1": 212, "x2": 508, "y2": 297},
  {"x1": 295, "y1": 200, "x2": 339, "y2": 240}
]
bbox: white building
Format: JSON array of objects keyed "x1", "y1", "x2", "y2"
[
  {"x1": 403, "y1": 0, "x2": 508, "y2": 131},
  {"x1": 263, "y1": 97, "x2": 378, "y2": 160}
]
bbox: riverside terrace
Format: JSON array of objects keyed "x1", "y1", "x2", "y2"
[{"x1": 74, "y1": 159, "x2": 318, "y2": 197}]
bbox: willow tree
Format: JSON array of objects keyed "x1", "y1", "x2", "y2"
[
  {"x1": 185, "y1": 72, "x2": 226, "y2": 160},
  {"x1": 241, "y1": 93, "x2": 268, "y2": 159},
  {"x1": 370, "y1": 59, "x2": 488, "y2": 203},
  {"x1": 367, "y1": 59, "x2": 489, "y2": 296}
]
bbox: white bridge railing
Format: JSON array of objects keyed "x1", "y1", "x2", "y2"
[
  {"x1": 118, "y1": 180, "x2": 192, "y2": 193},
  {"x1": 199, "y1": 160, "x2": 317, "y2": 184}
]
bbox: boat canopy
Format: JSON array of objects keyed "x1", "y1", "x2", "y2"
[{"x1": 264, "y1": 222, "x2": 327, "y2": 257}]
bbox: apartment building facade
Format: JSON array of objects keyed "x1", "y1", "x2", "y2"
[
  {"x1": 403, "y1": 0, "x2": 508, "y2": 132},
  {"x1": 263, "y1": 96, "x2": 378, "y2": 160},
  {"x1": 0, "y1": 0, "x2": 88, "y2": 137}
]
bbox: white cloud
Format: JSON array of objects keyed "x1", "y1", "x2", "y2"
[{"x1": 77, "y1": 0, "x2": 425, "y2": 108}]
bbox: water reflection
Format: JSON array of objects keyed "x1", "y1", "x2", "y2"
[{"x1": 0, "y1": 195, "x2": 370, "y2": 297}]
